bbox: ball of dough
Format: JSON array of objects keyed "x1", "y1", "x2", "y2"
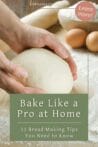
[{"x1": 12, "y1": 48, "x2": 73, "y2": 93}]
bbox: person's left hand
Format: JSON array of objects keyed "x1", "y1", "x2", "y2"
[
  {"x1": 0, "y1": 50, "x2": 45, "y2": 93},
  {"x1": 13, "y1": 25, "x2": 77, "y2": 80}
]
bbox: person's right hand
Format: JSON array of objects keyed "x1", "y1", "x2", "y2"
[{"x1": 0, "y1": 50, "x2": 44, "y2": 93}]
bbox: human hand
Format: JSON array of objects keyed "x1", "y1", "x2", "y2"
[
  {"x1": 0, "y1": 51, "x2": 45, "y2": 93},
  {"x1": 15, "y1": 25, "x2": 77, "y2": 80},
  {"x1": 0, "y1": 1, "x2": 76, "y2": 94}
]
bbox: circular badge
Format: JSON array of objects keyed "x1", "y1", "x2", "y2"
[{"x1": 75, "y1": 1, "x2": 96, "y2": 21}]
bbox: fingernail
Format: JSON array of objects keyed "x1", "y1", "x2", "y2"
[
  {"x1": 73, "y1": 74, "x2": 77, "y2": 81},
  {"x1": 16, "y1": 70, "x2": 28, "y2": 80}
]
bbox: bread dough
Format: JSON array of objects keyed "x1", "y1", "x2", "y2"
[{"x1": 12, "y1": 48, "x2": 73, "y2": 93}]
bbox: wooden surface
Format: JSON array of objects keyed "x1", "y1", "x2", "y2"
[
  {"x1": 2, "y1": 0, "x2": 30, "y2": 17},
  {"x1": 2, "y1": 0, "x2": 58, "y2": 17},
  {"x1": 69, "y1": 0, "x2": 98, "y2": 5},
  {"x1": 2, "y1": 0, "x2": 98, "y2": 17}
]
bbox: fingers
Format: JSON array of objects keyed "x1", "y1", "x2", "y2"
[
  {"x1": 45, "y1": 33, "x2": 70, "y2": 59},
  {"x1": 8, "y1": 64, "x2": 28, "y2": 85},
  {"x1": 0, "y1": 70, "x2": 25, "y2": 93},
  {"x1": 0, "y1": 50, "x2": 28, "y2": 84},
  {"x1": 45, "y1": 33, "x2": 77, "y2": 80},
  {"x1": 21, "y1": 87, "x2": 45, "y2": 94},
  {"x1": 65, "y1": 56, "x2": 77, "y2": 80},
  {"x1": 0, "y1": 70, "x2": 45, "y2": 93},
  {"x1": 0, "y1": 50, "x2": 9, "y2": 69}
]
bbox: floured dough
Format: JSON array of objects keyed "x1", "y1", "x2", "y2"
[{"x1": 12, "y1": 48, "x2": 73, "y2": 93}]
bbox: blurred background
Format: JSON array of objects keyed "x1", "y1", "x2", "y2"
[{"x1": 2, "y1": 0, "x2": 98, "y2": 17}]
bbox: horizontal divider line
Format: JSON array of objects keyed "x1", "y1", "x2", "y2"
[{"x1": 17, "y1": 122, "x2": 81, "y2": 124}]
